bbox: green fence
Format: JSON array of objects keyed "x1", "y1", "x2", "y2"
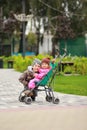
[{"x1": 59, "y1": 37, "x2": 86, "y2": 56}]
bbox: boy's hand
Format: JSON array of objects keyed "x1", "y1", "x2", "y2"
[{"x1": 34, "y1": 73, "x2": 38, "y2": 77}]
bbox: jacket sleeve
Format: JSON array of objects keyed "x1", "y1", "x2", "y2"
[
  {"x1": 35, "y1": 73, "x2": 46, "y2": 79},
  {"x1": 19, "y1": 70, "x2": 28, "y2": 86}
]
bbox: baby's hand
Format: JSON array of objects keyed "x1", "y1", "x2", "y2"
[{"x1": 51, "y1": 59, "x2": 56, "y2": 63}]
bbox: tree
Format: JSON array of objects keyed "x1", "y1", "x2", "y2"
[
  {"x1": 0, "y1": 0, "x2": 87, "y2": 36},
  {"x1": 51, "y1": 14, "x2": 75, "y2": 56},
  {"x1": 29, "y1": 0, "x2": 87, "y2": 56},
  {"x1": 0, "y1": 0, "x2": 30, "y2": 16},
  {"x1": 3, "y1": 11, "x2": 19, "y2": 34},
  {"x1": 0, "y1": 0, "x2": 87, "y2": 56},
  {"x1": 67, "y1": 0, "x2": 87, "y2": 36}
]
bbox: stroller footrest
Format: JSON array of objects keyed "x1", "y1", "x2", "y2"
[{"x1": 37, "y1": 88, "x2": 46, "y2": 91}]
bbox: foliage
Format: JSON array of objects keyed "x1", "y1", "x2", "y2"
[
  {"x1": 13, "y1": 55, "x2": 32, "y2": 72},
  {"x1": 1, "y1": 0, "x2": 87, "y2": 36},
  {"x1": 12, "y1": 55, "x2": 87, "y2": 75},
  {"x1": 61, "y1": 55, "x2": 73, "y2": 62},
  {"x1": 67, "y1": 0, "x2": 87, "y2": 36},
  {"x1": 0, "y1": 0, "x2": 87, "y2": 57},
  {"x1": 64, "y1": 65, "x2": 74, "y2": 74},
  {"x1": 26, "y1": 32, "x2": 37, "y2": 45},
  {"x1": 0, "y1": 56, "x2": 5, "y2": 59},
  {"x1": 53, "y1": 15, "x2": 75, "y2": 41},
  {"x1": 57, "y1": 55, "x2": 87, "y2": 75},
  {"x1": 12, "y1": 54, "x2": 53, "y2": 72},
  {"x1": 4, "y1": 12, "x2": 19, "y2": 32},
  {"x1": 36, "y1": 54, "x2": 53, "y2": 60},
  {"x1": 74, "y1": 57, "x2": 87, "y2": 75},
  {"x1": 2, "y1": 54, "x2": 87, "y2": 75},
  {"x1": 2, "y1": 54, "x2": 54, "y2": 70},
  {"x1": 0, "y1": 0, "x2": 30, "y2": 16},
  {"x1": 31, "y1": 0, "x2": 87, "y2": 38}
]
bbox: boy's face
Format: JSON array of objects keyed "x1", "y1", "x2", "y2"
[{"x1": 33, "y1": 64, "x2": 40, "y2": 72}]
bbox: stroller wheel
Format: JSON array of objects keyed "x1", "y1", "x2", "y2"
[
  {"x1": 24, "y1": 97, "x2": 32, "y2": 104},
  {"x1": 52, "y1": 97, "x2": 60, "y2": 104},
  {"x1": 46, "y1": 95, "x2": 52, "y2": 102},
  {"x1": 19, "y1": 95, "x2": 26, "y2": 102}
]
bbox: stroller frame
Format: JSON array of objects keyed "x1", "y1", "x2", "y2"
[{"x1": 19, "y1": 52, "x2": 66, "y2": 104}]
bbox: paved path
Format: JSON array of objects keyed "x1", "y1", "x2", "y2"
[
  {"x1": 0, "y1": 69, "x2": 87, "y2": 110},
  {"x1": 0, "y1": 69, "x2": 87, "y2": 130}
]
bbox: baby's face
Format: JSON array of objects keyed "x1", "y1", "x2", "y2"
[
  {"x1": 41, "y1": 62, "x2": 49, "y2": 69},
  {"x1": 33, "y1": 64, "x2": 40, "y2": 72}
]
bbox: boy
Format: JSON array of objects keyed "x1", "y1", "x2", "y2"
[{"x1": 19, "y1": 58, "x2": 41, "y2": 101}]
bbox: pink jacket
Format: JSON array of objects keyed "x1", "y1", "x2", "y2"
[{"x1": 34, "y1": 68, "x2": 51, "y2": 80}]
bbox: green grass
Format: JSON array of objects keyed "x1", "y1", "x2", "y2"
[{"x1": 53, "y1": 75, "x2": 87, "y2": 96}]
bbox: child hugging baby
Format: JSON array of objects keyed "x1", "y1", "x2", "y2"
[{"x1": 28, "y1": 58, "x2": 51, "y2": 89}]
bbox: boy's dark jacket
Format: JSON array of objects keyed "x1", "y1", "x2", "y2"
[{"x1": 19, "y1": 70, "x2": 34, "y2": 87}]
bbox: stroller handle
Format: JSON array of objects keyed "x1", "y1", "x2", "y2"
[{"x1": 55, "y1": 47, "x2": 67, "y2": 59}]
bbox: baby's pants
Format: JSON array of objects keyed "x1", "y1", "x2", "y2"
[{"x1": 28, "y1": 78, "x2": 40, "y2": 89}]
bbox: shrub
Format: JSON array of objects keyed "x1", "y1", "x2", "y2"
[
  {"x1": 64, "y1": 65, "x2": 74, "y2": 74},
  {"x1": 2, "y1": 54, "x2": 87, "y2": 75},
  {"x1": 74, "y1": 57, "x2": 87, "y2": 75},
  {"x1": 13, "y1": 55, "x2": 32, "y2": 72}
]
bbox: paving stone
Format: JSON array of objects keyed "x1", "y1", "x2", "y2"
[{"x1": 0, "y1": 69, "x2": 87, "y2": 110}]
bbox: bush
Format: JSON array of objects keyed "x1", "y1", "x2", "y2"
[
  {"x1": 13, "y1": 54, "x2": 53, "y2": 72},
  {"x1": 64, "y1": 66, "x2": 74, "y2": 74},
  {"x1": 2, "y1": 55, "x2": 87, "y2": 75},
  {"x1": 74, "y1": 57, "x2": 87, "y2": 75},
  {"x1": 13, "y1": 55, "x2": 32, "y2": 72}
]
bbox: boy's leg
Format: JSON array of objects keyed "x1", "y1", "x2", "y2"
[
  {"x1": 31, "y1": 95, "x2": 36, "y2": 101},
  {"x1": 31, "y1": 89, "x2": 38, "y2": 101},
  {"x1": 22, "y1": 89, "x2": 33, "y2": 96}
]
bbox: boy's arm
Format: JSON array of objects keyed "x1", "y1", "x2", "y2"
[{"x1": 19, "y1": 70, "x2": 28, "y2": 86}]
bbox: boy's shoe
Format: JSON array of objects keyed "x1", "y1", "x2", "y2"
[
  {"x1": 33, "y1": 89, "x2": 38, "y2": 96},
  {"x1": 31, "y1": 96, "x2": 36, "y2": 101}
]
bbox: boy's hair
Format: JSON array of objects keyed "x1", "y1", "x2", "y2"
[{"x1": 32, "y1": 58, "x2": 41, "y2": 66}]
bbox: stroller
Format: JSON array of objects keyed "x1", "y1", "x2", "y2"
[{"x1": 19, "y1": 52, "x2": 66, "y2": 105}]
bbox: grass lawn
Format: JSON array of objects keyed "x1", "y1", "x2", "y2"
[{"x1": 53, "y1": 75, "x2": 87, "y2": 96}]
